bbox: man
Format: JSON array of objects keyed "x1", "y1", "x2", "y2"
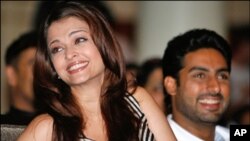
[
  {"x1": 1, "y1": 31, "x2": 38, "y2": 125},
  {"x1": 162, "y1": 29, "x2": 231, "y2": 141}
]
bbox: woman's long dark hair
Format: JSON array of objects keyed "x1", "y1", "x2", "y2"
[{"x1": 34, "y1": 1, "x2": 139, "y2": 141}]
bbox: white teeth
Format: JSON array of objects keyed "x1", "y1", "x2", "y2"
[
  {"x1": 68, "y1": 62, "x2": 87, "y2": 71},
  {"x1": 199, "y1": 99, "x2": 219, "y2": 104}
]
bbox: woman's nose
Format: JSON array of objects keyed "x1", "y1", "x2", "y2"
[{"x1": 65, "y1": 47, "x2": 78, "y2": 60}]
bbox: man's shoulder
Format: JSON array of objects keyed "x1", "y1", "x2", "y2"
[
  {"x1": 216, "y1": 125, "x2": 229, "y2": 133},
  {"x1": 1, "y1": 113, "x2": 10, "y2": 118},
  {"x1": 215, "y1": 125, "x2": 229, "y2": 141},
  {"x1": 1, "y1": 112, "x2": 33, "y2": 125},
  {"x1": 1, "y1": 113, "x2": 14, "y2": 124}
]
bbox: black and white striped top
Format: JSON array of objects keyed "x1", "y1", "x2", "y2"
[
  {"x1": 80, "y1": 94, "x2": 155, "y2": 141},
  {"x1": 124, "y1": 94, "x2": 155, "y2": 141}
]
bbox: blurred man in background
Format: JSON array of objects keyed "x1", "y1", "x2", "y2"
[
  {"x1": 229, "y1": 25, "x2": 249, "y2": 115},
  {"x1": 137, "y1": 58, "x2": 166, "y2": 113},
  {"x1": 218, "y1": 25, "x2": 250, "y2": 127},
  {"x1": 1, "y1": 31, "x2": 38, "y2": 125}
]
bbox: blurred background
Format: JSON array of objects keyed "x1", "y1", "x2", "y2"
[{"x1": 1, "y1": 1, "x2": 249, "y2": 115}]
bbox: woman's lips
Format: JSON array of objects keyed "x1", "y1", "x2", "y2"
[{"x1": 67, "y1": 61, "x2": 89, "y2": 74}]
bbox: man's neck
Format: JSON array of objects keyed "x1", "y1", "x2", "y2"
[
  {"x1": 172, "y1": 113, "x2": 216, "y2": 141},
  {"x1": 12, "y1": 96, "x2": 34, "y2": 113}
]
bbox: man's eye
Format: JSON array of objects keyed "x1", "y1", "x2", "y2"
[
  {"x1": 75, "y1": 37, "x2": 87, "y2": 44},
  {"x1": 194, "y1": 73, "x2": 205, "y2": 79},
  {"x1": 218, "y1": 73, "x2": 229, "y2": 80}
]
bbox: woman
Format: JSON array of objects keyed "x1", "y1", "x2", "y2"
[{"x1": 18, "y1": 1, "x2": 176, "y2": 141}]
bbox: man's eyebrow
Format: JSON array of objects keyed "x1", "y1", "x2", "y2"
[
  {"x1": 217, "y1": 68, "x2": 230, "y2": 73},
  {"x1": 188, "y1": 66, "x2": 229, "y2": 73},
  {"x1": 188, "y1": 66, "x2": 208, "y2": 73}
]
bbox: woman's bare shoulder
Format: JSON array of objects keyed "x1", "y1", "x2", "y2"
[
  {"x1": 17, "y1": 114, "x2": 54, "y2": 141},
  {"x1": 131, "y1": 86, "x2": 151, "y2": 103},
  {"x1": 130, "y1": 87, "x2": 177, "y2": 141}
]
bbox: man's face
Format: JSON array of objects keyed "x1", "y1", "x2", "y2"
[
  {"x1": 15, "y1": 47, "x2": 36, "y2": 101},
  {"x1": 173, "y1": 48, "x2": 230, "y2": 124}
]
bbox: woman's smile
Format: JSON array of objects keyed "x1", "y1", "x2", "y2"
[{"x1": 67, "y1": 60, "x2": 89, "y2": 74}]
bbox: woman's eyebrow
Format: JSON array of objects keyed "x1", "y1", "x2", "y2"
[{"x1": 69, "y1": 29, "x2": 87, "y2": 37}]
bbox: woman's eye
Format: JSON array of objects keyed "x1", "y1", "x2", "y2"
[
  {"x1": 75, "y1": 37, "x2": 87, "y2": 44},
  {"x1": 50, "y1": 47, "x2": 63, "y2": 54}
]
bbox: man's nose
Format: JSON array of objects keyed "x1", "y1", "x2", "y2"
[{"x1": 207, "y1": 77, "x2": 221, "y2": 94}]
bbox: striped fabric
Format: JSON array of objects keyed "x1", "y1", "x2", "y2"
[
  {"x1": 124, "y1": 94, "x2": 155, "y2": 141},
  {"x1": 80, "y1": 94, "x2": 155, "y2": 141}
]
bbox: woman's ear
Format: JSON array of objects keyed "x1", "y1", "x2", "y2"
[
  {"x1": 5, "y1": 66, "x2": 17, "y2": 87},
  {"x1": 163, "y1": 76, "x2": 177, "y2": 96}
]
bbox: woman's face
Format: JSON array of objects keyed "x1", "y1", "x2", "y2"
[{"x1": 47, "y1": 17, "x2": 105, "y2": 87}]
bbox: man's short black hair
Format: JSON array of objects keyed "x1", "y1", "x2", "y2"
[{"x1": 5, "y1": 31, "x2": 38, "y2": 66}]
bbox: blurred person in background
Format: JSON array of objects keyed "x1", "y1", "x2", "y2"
[
  {"x1": 231, "y1": 104, "x2": 250, "y2": 125},
  {"x1": 162, "y1": 29, "x2": 232, "y2": 141},
  {"x1": 218, "y1": 25, "x2": 249, "y2": 127},
  {"x1": 1, "y1": 31, "x2": 38, "y2": 125},
  {"x1": 137, "y1": 58, "x2": 166, "y2": 113},
  {"x1": 228, "y1": 24, "x2": 249, "y2": 115},
  {"x1": 126, "y1": 63, "x2": 139, "y2": 86}
]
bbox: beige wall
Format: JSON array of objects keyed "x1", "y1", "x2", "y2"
[
  {"x1": 136, "y1": 1, "x2": 228, "y2": 63},
  {"x1": 1, "y1": 1, "x2": 38, "y2": 114},
  {"x1": 1, "y1": 1, "x2": 249, "y2": 114},
  {"x1": 226, "y1": 1, "x2": 250, "y2": 25}
]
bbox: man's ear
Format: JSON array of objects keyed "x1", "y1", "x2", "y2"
[
  {"x1": 164, "y1": 76, "x2": 177, "y2": 96},
  {"x1": 5, "y1": 66, "x2": 17, "y2": 87}
]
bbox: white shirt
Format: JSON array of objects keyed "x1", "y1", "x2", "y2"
[{"x1": 167, "y1": 114, "x2": 229, "y2": 141}]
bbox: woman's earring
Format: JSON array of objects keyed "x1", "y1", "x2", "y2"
[{"x1": 58, "y1": 75, "x2": 61, "y2": 79}]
